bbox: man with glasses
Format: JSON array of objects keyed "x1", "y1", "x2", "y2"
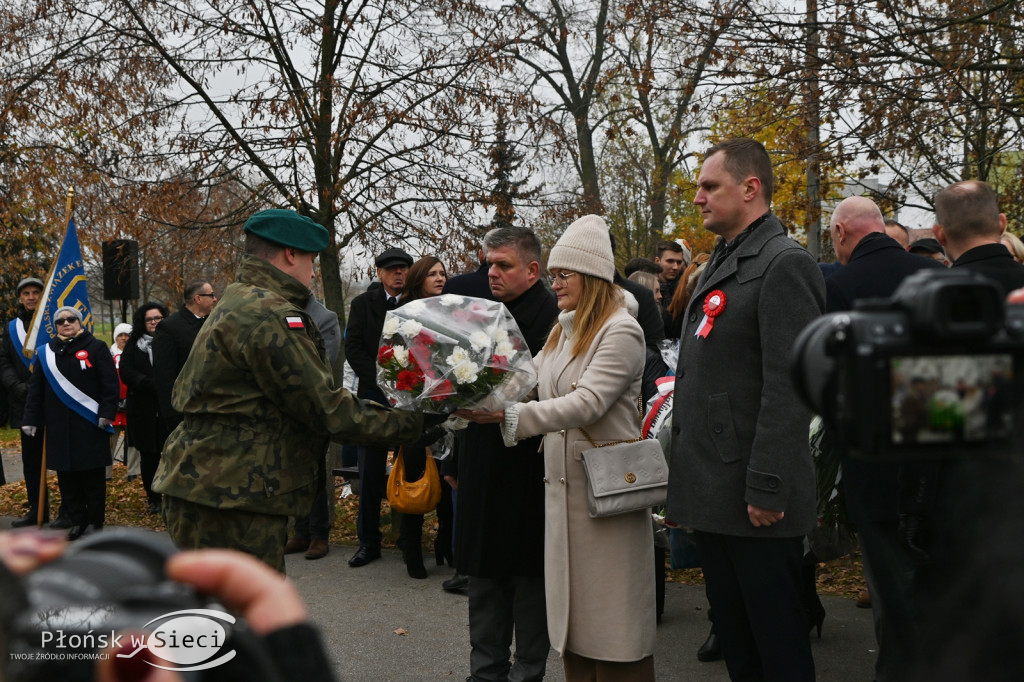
[
  {"x1": 153, "y1": 279, "x2": 216, "y2": 441},
  {"x1": 0, "y1": 277, "x2": 49, "y2": 525},
  {"x1": 451, "y1": 226, "x2": 558, "y2": 682}
]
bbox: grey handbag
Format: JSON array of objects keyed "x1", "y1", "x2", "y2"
[{"x1": 578, "y1": 409, "x2": 669, "y2": 518}]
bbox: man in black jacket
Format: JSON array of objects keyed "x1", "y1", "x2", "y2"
[
  {"x1": 153, "y1": 279, "x2": 216, "y2": 440},
  {"x1": 0, "y1": 277, "x2": 46, "y2": 525},
  {"x1": 454, "y1": 226, "x2": 557, "y2": 682},
  {"x1": 344, "y1": 246, "x2": 413, "y2": 568},
  {"x1": 933, "y1": 179, "x2": 1024, "y2": 295},
  {"x1": 827, "y1": 196, "x2": 945, "y2": 682}
]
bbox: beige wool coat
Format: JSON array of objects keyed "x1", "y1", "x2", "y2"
[{"x1": 512, "y1": 307, "x2": 655, "y2": 661}]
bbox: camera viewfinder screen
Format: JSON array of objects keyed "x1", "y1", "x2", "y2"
[{"x1": 891, "y1": 354, "x2": 1013, "y2": 445}]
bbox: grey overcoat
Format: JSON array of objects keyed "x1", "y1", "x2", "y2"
[
  {"x1": 514, "y1": 308, "x2": 655, "y2": 661},
  {"x1": 667, "y1": 216, "x2": 825, "y2": 538}
]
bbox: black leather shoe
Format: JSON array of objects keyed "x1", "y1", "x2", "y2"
[
  {"x1": 48, "y1": 517, "x2": 74, "y2": 530},
  {"x1": 11, "y1": 513, "x2": 39, "y2": 528},
  {"x1": 68, "y1": 524, "x2": 99, "y2": 541},
  {"x1": 442, "y1": 573, "x2": 470, "y2": 592},
  {"x1": 697, "y1": 631, "x2": 722, "y2": 662},
  {"x1": 348, "y1": 546, "x2": 381, "y2": 567}
]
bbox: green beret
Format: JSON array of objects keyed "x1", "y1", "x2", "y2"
[{"x1": 243, "y1": 209, "x2": 330, "y2": 252}]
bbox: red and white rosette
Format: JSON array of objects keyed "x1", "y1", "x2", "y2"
[
  {"x1": 75, "y1": 349, "x2": 92, "y2": 370},
  {"x1": 694, "y1": 290, "x2": 726, "y2": 339}
]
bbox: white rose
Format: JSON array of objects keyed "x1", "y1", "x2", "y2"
[
  {"x1": 468, "y1": 331, "x2": 490, "y2": 352},
  {"x1": 404, "y1": 299, "x2": 425, "y2": 315},
  {"x1": 452, "y1": 361, "x2": 480, "y2": 384},
  {"x1": 399, "y1": 319, "x2": 423, "y2": 337},
  {"x1": 494, "y1": 328, "x2": 509, "y2": 343},
  {"x1": 392, "y1": 346, "x2": 409, "y2": 366},
  {"x1": 441, "y1": 294, "x2": 463, "y2": 306},
  {"x1": 382, "y1": 315, "x2": 401, "y2": 336}
]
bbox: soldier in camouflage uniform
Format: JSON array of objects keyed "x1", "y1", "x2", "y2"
[{"x1": 153, "y1": 209, "x2": 443, "y2": 572}]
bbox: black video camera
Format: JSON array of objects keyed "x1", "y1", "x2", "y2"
[
  {"x1": 0, "y1": 529, "x2": 262, "y2": 682},
  {"x1": 792, "y1": 269, "x2": 1024, "y2": 458}
]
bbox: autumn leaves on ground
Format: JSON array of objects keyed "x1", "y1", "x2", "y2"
[{"x1": 0, "y1": 427, "x2": 865, "y2": 598}]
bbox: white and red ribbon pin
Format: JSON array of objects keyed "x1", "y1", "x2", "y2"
[
  {"x1": 695, "y1": 290, "x2": 726, "y2": 339},
  {"x1": 75, "y1": 349, "x2": 92, "y2": 370}
]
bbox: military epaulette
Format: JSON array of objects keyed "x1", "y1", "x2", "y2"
[{"x1": 285, "y1": 316, "x2": 305, "y2": 329}]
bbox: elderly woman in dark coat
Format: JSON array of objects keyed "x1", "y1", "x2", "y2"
[
  {"x1": 118, "y1": 302, "x2": 169, "y2": 514},
  {"x1": 22, "y1": 306, "x2": 119, "y2": 540}
]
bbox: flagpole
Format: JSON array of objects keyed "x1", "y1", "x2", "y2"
[
  {"x1": 64, "y1": 187, "x2": 75, "y2": 227},
  {"x1": 35, "y1": 187, "x2": 74, "y2": 528}
]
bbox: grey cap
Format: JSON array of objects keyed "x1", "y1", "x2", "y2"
[
  {"x1": 16, "y1": 277, "x2": 43, "y2": 295},
  {"x1": 54, "y1": 306, "x2": 83, "y2": 322}
]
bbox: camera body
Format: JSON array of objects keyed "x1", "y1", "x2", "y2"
[
  {"x1": 1, "y1": 529, "x2": 255, "y2": 682},
  {"x1": 792, "y1": 269, "x2": 1024, "y2": 458}
]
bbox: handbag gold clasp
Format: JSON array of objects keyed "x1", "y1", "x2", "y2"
[{"x1": 624, "y1": 472, "x2": 637, "y2": 484}]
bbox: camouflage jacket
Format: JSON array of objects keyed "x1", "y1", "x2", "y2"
[{"x1": 153, "y1": 255, "x2": 423, "y2": 515}]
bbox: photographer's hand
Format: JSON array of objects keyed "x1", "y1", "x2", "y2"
[
  {"x1": 0, "y1": 529, "x2": 67, "y2": 574},
  {"x1": 748, "y1": 504, "x2": 784, "y2": 527}
]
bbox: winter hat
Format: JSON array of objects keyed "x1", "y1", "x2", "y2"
[
  {"x1": 16, "y1": 277, "x2": 44, "y2": 295},
  {"x1": 54, "y1": 306, "x2": 83, "y2": 323},
  {"x1": 114, "y1": 323, "x2": 133, "y2": 339},
  {"x1": 547, "y1": 215, "x2": 615, "y2": 283}
]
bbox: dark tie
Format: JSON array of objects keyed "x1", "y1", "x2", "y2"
[{"x1": 387, "y1": 296, "x2": 397, "y2": 309}]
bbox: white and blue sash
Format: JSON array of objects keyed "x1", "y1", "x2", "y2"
[
  {"x1": 38, "y1": 344, "x2": 114, "y2": 434},
  {"x1": 8, "y1": 319, "x2": 33, "y2": 370}
]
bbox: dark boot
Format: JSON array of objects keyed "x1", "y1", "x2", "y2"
[{"x1": 403, "y1": 514, "x2": 427, "y2": 579}]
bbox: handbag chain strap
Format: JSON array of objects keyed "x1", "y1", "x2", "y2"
[{"x1": 578, "y1": 393, "x2": 645, "y2": 448}]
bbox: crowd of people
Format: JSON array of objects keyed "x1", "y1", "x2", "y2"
[{"x1": 2, "y1": 137, "x2": 1023, "y2": 681}]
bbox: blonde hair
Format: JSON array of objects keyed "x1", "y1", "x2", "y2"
[
  {"x1": 667, "y1": 252, "x2": 711, "y2": 320},
  {"x1": 543, "y1": 275, "x2": 623, "y2": 357},
  {"x1": 1002, "y1": 232, "x2": 1024, "y2": 264},
  {"x1": 627, "y1": 270, "x2": 660, "y2": 298}
]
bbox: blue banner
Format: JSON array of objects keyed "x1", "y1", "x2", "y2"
[{"x1": 24, "y1": 217, "x2": 95, "y2": 358}]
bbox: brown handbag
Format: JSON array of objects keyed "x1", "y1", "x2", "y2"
[{"x1": 386, "y1": 447, "x2": 442, "y2": 515}]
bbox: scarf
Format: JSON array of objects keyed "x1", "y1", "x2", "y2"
[{"x1": 136, "y1": 333, "x2": 154, "y2": 364}]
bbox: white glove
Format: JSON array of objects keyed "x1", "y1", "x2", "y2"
[
  {"x1": 21, "y1": 425, "x2": 37, "y2": 437},
  {"x1": 98, "y1": 418, "x2": 112, "y2": 429}
]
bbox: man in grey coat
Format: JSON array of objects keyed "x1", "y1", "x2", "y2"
[{"x1": 666, "y1": 138, "x2": 824, "y2": 681}]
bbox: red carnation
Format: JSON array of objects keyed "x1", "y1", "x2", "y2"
[
  {"x1": 431, "y1": 379, "x2": 454, "y2": 401},
  {"x1": 377, "y1": 345, "x2": 395, "y2": 364}
]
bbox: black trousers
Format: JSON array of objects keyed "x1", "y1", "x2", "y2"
[
  {"x1": 57, "y1": 467, "x2": 106, "y2": 528},
  {"x1": 356, "y1": 445, "x2": 389, "y2": 550},
  {"x1": 20, "y1": 430, "x2": 48, "y2": 518},
  {"x1": 694, "y1": 531, "x2": 815, "y2": 682},
  {"x1": 140, "y1": 450, "x2": 162, "y2": 504}
]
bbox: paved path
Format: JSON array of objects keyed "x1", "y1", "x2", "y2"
[{"x1": 0, "y1": 443, "x2": 876, "y2": 680}]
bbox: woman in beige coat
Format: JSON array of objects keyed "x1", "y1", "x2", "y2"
[{"x1": 461, "y1": 215, "x2": 656, "y2": 681}]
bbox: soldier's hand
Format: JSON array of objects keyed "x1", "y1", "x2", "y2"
[
  {"x1": 421, "y1": 412, "x2": 450, "y2": 429},
  {"x1": 413, "y1": 427, "x2": 447, "y2": 448}
]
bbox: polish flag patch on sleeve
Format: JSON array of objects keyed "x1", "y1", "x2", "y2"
[{"x1": 285, "y1": 316, "x2": 305, "y2": 329}]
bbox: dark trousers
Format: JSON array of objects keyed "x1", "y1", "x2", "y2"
[
  {"x1": 468, "y1": 575, "x2": 549, "y2": 682},
  {"x1": 140, "y1": 450, "x2": 162, "y2": 504},
  {"x1": 20, "y1": 430, "x2": 49, "y2": 518},
  {"x1": 858, "y1": 520, "x2": 919, "y2": 682},
  {"x1": 694, "y1": 531, "x2": 815, "y2": 682},
  {"x1": 294, "y1": 483, "x2": 330, "y2": 541},
  {"x1": 57, "y1": 467, "x2": 106, "y2": 528},
  {"x1": 356, "y1": 445, "x2": 389, "y2": 550}
]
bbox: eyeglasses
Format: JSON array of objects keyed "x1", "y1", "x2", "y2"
[
  {"x1": 196, "y1": 293, "x2": 217, "y2": 299},
  {"x1": 144, "y1": 316, "x2": 164, "y2": 322},
  {"x1": 54, "y1": 317, "x2": 78, "y2": 325},
  {"x1": 547, "y1": 271, "x2": 578, "y2": 286}
]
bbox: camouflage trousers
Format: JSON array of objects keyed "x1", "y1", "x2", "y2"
[{"x1": 162, "y1": 495, "x2": 289, "y2": 573}]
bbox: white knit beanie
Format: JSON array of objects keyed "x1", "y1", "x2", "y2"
[{"x1": 547, "y1": 215, "x2": 615, "y2": 283}]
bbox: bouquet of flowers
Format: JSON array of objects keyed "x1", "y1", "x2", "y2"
[{"x1": 376, "y1": 294, "x2": 537, "y2": 413}]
